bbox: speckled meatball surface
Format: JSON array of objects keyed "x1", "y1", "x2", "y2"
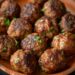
[
  {"x1": 39, "y1": 48, "x2": 67, "y2": 73},
  {"x1": 21, "y1": 33, "x2": 46, "y2": 56},
  {"x1": 0, "y1": 35, "x2": 17, "y2": 60},
  {"x1": 42, "y1": 0, "x2": 65, "y2": 19},
  {"x1": 60, "y1": 13, "x2": 75, "y2": 33},
  {"x1": 20, "y1": 3, "x2": 40, "y2": 23},
  {"x1": 52, "y1": 32, "x2": 75, "y2": 56},
  {"x1": 0, "y1": 0, "x2": 20, "y2": 19},
  {"x1": 35, "y1": 16, "x2": 58, "y2": 39},
  {"x1": 0, "y1": 0, "x2": 74, "y2": 74},
  {"x1": 10, "y1": 49, "x2": 37, "y2": 74},
  {"x1": 7, "y1": 18, "x2": 32, "y2": 39}
]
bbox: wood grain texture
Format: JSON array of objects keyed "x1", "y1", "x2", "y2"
[
  {"x1": 0, "y1": 58, "x2": 75, "y2": 75},
  {"x1": 60, "y1": 0, "x2": 75, "y2": 15}
]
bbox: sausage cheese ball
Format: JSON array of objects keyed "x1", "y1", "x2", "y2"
[
  {"x1": 20, "y1": 3, "x2": 40, "y2": 23},
  {"x1": 39, "y1": 48, "x2": 67, "y2": 73},
  {"x1": 42, "y1": 0, "x2": 65, "y2": 19},
  {"x1": 0, "y1": 35, "x2": 17, "y2": 60},
  {"x1": 35, "y1": 16, "x2": 58, "y2": 39},
  {"x1": 60, "y1": 13, "x2": 75, "y2": 33},
  {"x1": 52, "y1": 32, "x2": 75, "y2": 56},
  {"x1": 10, "y1": 50, "x2": 37, "y2": 74},
  {"x1": 0, "y1": 0, "x2": 20, "y2": 19},
  {"x1": 21, "y1": 33, "x2": 46, "y2": 56},
  {"x1": 7, "y1": 18, "x2": 32, "y2": 39}
]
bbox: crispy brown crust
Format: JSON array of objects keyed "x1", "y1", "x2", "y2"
[
  {"x1": 21, "y1": 33, "x2": 46, "y2": 56},
  {"x1": 0, "y1": 0, "x2": 20, "y2": 19},
  {"x1": 7, "y1": 18, "x2": 32, "y2": 39},
  {"x1": 0, "y1": 35, "x2": 17, "y2": 60},
  {"x1": 20, "y1": 3, "x2": 40, "y2": 23},
  {"x1": 10, "y1": 50, "x2": 37, "y2": 74},
  {"x1": 52, "y1": 32, "x2": 75, "y2": 56},
  {"x1": 60, "y1": 13, "x2": 75, "y2": 33},
  {"x1": 42, "y1": 0, "x2": 65, "y2": 19},
  {"x1": 35, "y1": 16, "x2": 58, "y2": 39},
  {"x1": 39, "y1": 48, "x2": 67, "y2": 73}
]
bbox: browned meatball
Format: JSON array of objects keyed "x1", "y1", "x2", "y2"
[
  {"x1": 60, "y1": 13, "x2": 75, "y2": 33},
  {"x1": 20, "y1": 3, "x2": 40, "y2": 23},
  {"x1": 42, "y1": 0, "x2": 65, "y2": 19},
  {"x1": 31, "y1": 0, "x2": 46, "y2": 8},
  {"x1": 0, "y1": 35, "x2": 17, "y2": 60},
  {"x1": 35, "y1": 16, "x2": 58, "y2": 39},
  {"x1": 21, "y1": 33, "x2": 46, "y2": 56},
  {"x1": 52, "y1": 32, "x2": 75, "y2": 56},
  {"x1": 10, "y1": 49, "x2": 37, "y2": 74},
  {"x1": 0, "y1": 0, "x2": 20, "y2": 19},
  {"x1": 39, "y1": 48, "x2": 67, "y2": 73},
  {"x1": 7, "y1": 18, "x2": 32, "y2": 39}
]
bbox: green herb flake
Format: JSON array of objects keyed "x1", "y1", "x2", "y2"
[
  {"x1": 34, "y1": 35, "x2": 40, "y2": 41},
  {"x1": 14, "y1": 58, "x2": 20, "y2": 64},
  {"x1": 15, "y1": 40, "x2": 19, "y2": 46},
  {"x1": 41, "y1": 8, "x2": 45, "y2": 12},
  {"x1": 59, "y1": 22, "x2": 61, "y2": 26},
  {"x1": 38, "y1": 39, "x2": 42, "y2": 44},
  {"x1": 34, "y1": 35, "x2": 43, "y2": 44},
  {"x1": 4, "y1": 18, "x2": 11, "y2": 26},
  {"x1": 42, "y1": 31, "x2": 46, "y2": 36},
  {"x1": 48, "y1": 27, "x2": 54, "y2": 33},
  {"x1": 61, "y1": 30, "x2": 65, "y2": 33},
  {"x1": 2, "y1": 47, "x2": 7, "y2": 52},
  {"x1": 13, "y1": 17, "x2": 17, "y2": 19}
]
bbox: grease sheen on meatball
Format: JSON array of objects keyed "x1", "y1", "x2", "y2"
[
  {"x1": 7, "y1": 18, "x2": 32, "y2": 39},
  {"x1": 39, "y1": 48, "x2": 67, "y2": 73},
  {"x1": 35, "y1": 16, "x2": 58, "y2": 39},
  {"x1": 0, "y1": 35, "x2": 17, "y2": 60},
  {"x1": 20, "y1": 3, "x2": 40, "y2": 23},
  {"x1": 42, "y1": 0, "x2": 65, "y2": 19},
  {"x1": 21, "y1": 33, "x2": 46, "y2": 56},
  {"x1": 60, "y1": 13, "x2": 75, "y2": 33},
  {"x1": 0, "y1": 0, "x2": 20, "y2": 19},
  {"x1": 10, "y1": 50, "x2": 37, "y2": 74},
  {"x1": 52, "y1": 32, "x2": 75, "y2": 56}
]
